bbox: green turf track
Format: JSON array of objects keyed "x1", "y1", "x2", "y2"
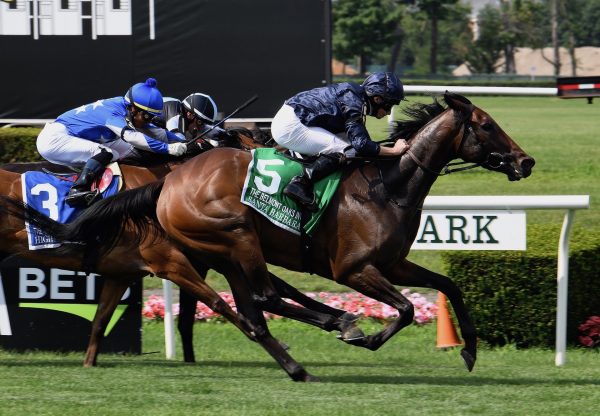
[{"x1": 0, "y1": 322, "x2": 598, "y2": 416}]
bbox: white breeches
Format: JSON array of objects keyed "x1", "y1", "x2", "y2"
[
  {"x1": 36, "y1": 122, "x2": 134, "y2": 168},
  {"x1": 270, "y1": 104, "x2": 349, "y2": 156}
]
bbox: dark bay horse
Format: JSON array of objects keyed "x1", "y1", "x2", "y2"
[
  {"x1": 0, "y1": 129, "x2": 357, "y2": 368},
  {"x1": 1, "y1": 92, "x2": 535, "y2": 380}
]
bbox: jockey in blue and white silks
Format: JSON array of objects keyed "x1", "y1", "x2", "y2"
[
  {"x1": 36, "y1": 78, "x2": 187, "y2": 207},
  {"x1": 270, "y1": 71, "x2": 410, "y2": 211}
]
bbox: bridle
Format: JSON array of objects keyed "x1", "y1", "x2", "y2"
[{"x1": 405, "y1": 120, "x2": 506, "y2": 176}]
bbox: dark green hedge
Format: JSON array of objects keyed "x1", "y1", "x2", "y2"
[
  {"x1": 0, "y1": 128, "x2": 43, "y2": 163},
  {"x1": 444, "y1": 224, "x2": 600, "y2": 348}
]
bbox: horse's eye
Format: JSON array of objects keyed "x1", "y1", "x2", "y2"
[{"x1": 481, "y1": 122, "x2": 494, "y2": 132}]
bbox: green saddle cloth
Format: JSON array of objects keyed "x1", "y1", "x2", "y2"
[{"x1": 241, "y1": 148, "x2": 342, "y2": 235}]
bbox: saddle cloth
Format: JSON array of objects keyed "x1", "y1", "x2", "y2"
[
  {"x1": 22, "y1": 163, "x2": 122, "y2": 250},
  {"x1": 240, "y1": 148, "x2": 342, "y2": 236}
]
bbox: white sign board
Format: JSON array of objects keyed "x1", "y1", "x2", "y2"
[{"x1": 411, "y1": 210, "x2": 526, "y2": 250}]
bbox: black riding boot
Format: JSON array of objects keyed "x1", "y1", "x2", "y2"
[
  {"x1": 284, "y1": 153, "x2": 344, "y2": 212},
  {"x1": 65, "y1": 151, "x2": 112, "y2": 208}
]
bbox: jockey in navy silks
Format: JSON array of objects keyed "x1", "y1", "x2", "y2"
[
  {"x1": 36, "y1": 78, "x2": 186, "y2": 207},
  {"x1": 270, "y1": 71, "x2": 410, "y2": 211}
]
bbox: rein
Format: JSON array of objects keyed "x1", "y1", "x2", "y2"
[
  {"x1": 401, "y1": 122, "x2": 505, "y2": 176},
  {"x1": 406, "y1": 149, "x2": 481, "y2": 176}
]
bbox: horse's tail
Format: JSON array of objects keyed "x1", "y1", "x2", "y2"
[{"x1": 0, "y1": 180, "x2": 164, "y2": 256}]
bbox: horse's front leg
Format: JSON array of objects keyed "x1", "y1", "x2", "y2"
[
  {"x1": 386, "y1": 259, "x2": 477, "y2": 372},
  {"x1": 84, "y1": 277, "x2": 133, "y2": 367},
  {"x1": 178, "y1": 288, "x2": 197, "y2": 363},
  {"x1": 222, "y1": 262, "x2": 319, "y2": 382}
]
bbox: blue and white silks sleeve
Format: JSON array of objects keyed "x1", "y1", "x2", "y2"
[{"x1": 106, "y1": 117, "x2": 169, "y2": 154}]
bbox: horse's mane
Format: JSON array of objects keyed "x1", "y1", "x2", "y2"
[{"x1": 390, "y1": 97, "x2": 446, "y2": 140}]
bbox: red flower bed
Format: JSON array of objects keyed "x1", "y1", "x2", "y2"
[
  {"x1": 578, "y1": 316, "x2": 600, "y2": 348},
  {"x1": 143, "y1": 289, "x2": 438, "y2": 325}
]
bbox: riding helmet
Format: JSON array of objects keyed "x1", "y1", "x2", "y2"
[
  {"x1": 361, "y1": 72, "x2": 404, "y2": 105},
  {"x1": 124, "y1": 78, "x2": 164, "y2": 116},
  {"x1": 182, "y1": 93, "x2": 218, "y2": 124}
]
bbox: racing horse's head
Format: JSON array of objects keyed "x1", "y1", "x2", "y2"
[{"x1": 444, "y1": 92, "x2": 535, "y2": 181}]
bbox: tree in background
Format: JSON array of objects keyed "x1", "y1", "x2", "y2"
[
  {"x1": 332, "y1": 0, "x2": 402, "y2": 74},
  {"x1": 400, "y1": 1, "x2": 471, "y2": 75},
  {"x1": 557, "y1": 0, "x2": 600, "y2": 75},
  {"x1": 464, "y1": 1, "x2": 546, "y2": 75},
  {"x1": 463, "y1": 6, "x2": 505, "y2": 74},
  {"x1": 402, "y1": 0, "x2": 464, "y2": 74}
]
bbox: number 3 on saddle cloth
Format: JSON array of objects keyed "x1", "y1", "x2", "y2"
[
  {"x1": 241, "y1": 148, "x2": 342, "y2": 236},
  {"x1": 22, "y1": 164, "x2": 122, "y2": 250}
]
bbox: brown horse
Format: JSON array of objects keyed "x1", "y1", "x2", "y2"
[
  {"x1": 1, "y1": 92, "x2": 535, "y2": 380},
  {"x1": 0, "y1": 129, "x2": 358, "y2": 368}
]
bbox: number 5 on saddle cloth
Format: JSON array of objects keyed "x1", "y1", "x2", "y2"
[{"x1": 241, "y1": 148, "x2": 342, "y2": 236}]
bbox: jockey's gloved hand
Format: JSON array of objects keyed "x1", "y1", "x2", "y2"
[
  {"x1": 168, "y1": 142, "x2": 187, "y2": 157},
  {"x1": 185, "y1": 141, "x2": 203, "y2": 157},
  {"x1": 197, "y1": 139, "x2": 214, "y2": 152}
]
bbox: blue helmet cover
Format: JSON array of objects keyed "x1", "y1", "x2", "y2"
[{"x1": 125, "y1": 78, "x2": 164, "y2": 115}]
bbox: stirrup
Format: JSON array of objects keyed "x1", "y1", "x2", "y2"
[
  {"x1": 283, "y1": 181, "x2": 318, "y2": 212},
  {"x1": 65, "y1": 189, "x2": 101, "y2": 208}
]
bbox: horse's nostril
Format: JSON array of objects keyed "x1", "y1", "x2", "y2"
[{"x1": 521, "y1": 157, "x2": 535, "y2": 177}]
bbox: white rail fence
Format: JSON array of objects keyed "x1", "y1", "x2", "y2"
[
  {"x1": 161, "y1": 195, "x2": 590, "y2": 367},
  {"x1": 0, "y1": 85, "x2": 558, "y2": 128}
]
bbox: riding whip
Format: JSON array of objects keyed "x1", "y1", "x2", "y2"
[{"x1": 188, "y1": 94, "x2": 259, "y2": 143}]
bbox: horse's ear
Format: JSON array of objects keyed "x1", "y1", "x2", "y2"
[{"x1": 444, "y1": 91, "x2": 474, "y2": 120}]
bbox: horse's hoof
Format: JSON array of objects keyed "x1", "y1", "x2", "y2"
[
  {"x1": 304, "y1": 374, "x2": 321, "y2": 382},
  {"x1": 291, "y1": 368, "x2": 320, "y2": 382},
  {"x1": 460, "y1": 349, "x2": 476, "y2": 372},
  {"x1": 279, "y1": 341, "x2": 290, "y2": 351},
  {"x1": 298, "y1": 373, "x2": 320, "y2": 382},
  {"x1": 337, "y1": 326, "x2": 366, "y2": 342}
]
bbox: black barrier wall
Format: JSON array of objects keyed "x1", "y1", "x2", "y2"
[
  {"x1": 0, "y1": 0, "x2": 331, "y2": 119},
  {"x1": 0, "y1": 256, "x2": 141, "y2": 353}
]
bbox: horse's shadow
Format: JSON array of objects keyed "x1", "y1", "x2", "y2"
[{"x1": 324, "y1": 374, "x2": 600, "y2": 386}]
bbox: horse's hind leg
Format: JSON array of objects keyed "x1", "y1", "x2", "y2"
[
  {"x1": 386, "y1": 260, "x2": 477, "y2": 372},
  {"x1": 84, "y1": 277, "x2": 134, "y2": 367},
  {"x1": 150, "y1": 249, "x2": 257, "y2": 342},
  {"x1": 265, "y1": 272, "x2": 365, "y2": 341},
  {"x1": 221, "y1": 263, "x2": 319, "y2": 382}
]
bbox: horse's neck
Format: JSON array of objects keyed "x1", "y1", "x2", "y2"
[
  {"x1": 0, "y1": 169, "x2": 23, "y2": 199},
  {"x1": 384, "y1": 111, "x2": 462, "y2": 206},
  {"x1": 119, "y1": 162, "x2": 181, "y2": 189}
]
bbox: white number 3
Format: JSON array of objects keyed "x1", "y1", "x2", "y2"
[{"x1": 30, "y1": 183, "x2": 59, "y2": 220}]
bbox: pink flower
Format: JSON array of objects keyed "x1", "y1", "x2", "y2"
[{"x1": 142, "y1": 289, "x2": 438, "y2": 325}]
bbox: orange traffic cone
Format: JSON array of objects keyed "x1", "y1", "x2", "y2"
[{"x1": 436, "y1": 292, "x2": 462, "y2": 348}]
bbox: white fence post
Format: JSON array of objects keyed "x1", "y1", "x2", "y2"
[
  {"x1": 161, "y1": 279, "x2": 176, "y2": 359},
  {"x1": 555, "y1": 209, "x2": 575, "y2": 366}
]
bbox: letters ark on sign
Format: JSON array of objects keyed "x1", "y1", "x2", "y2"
[{"x1": 411, "y1": 210, "x2": 526, "y2": 250}]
